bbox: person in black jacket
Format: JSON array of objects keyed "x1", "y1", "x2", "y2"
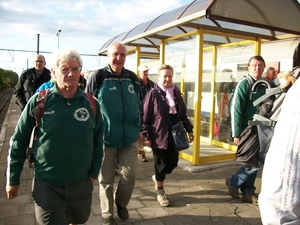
[
  {"x1": 14, "y1": 54, "x2": 51, "y2": 111},
  {"x1": 137, "y1": 64, "x2": 154, "y2": 162}
]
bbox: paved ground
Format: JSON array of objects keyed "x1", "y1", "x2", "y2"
[{"x1": 0, "y1": 98, "x2": 263, "y2": 225}]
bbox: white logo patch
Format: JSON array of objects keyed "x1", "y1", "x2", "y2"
[
  {"x1": 74, "y1": 108, "x2": 90, "y2": 121},
  {"x1": 128, "y1": 84, "x2": 135, "y2": 93}
]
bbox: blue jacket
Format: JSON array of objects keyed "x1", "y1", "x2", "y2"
[{"x1": 35, "y1": 79, "x2": 55, "y2": 93}]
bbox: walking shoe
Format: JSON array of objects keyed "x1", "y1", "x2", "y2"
[
  {"x1": 157, "y1": 189, "x2": 170, "y2": 207},
  {"x1": 241, "y1": 193, "x2": 258, "y2": 204},
  {"x1": 116, "y1": 203, "x2": 129, "y2": 220},
  {"x1": 152, "y1": 174, "x2": 158, "y2": 190},
  {"x1": 138, "y1": 153, "x2": 148, "y2": 162},
  {"x1": 226, "y1": 178, "x2": 239, "y2": 199},
  {"x1": 102, "y1": 217, "x2": 117, "y2": 225}
]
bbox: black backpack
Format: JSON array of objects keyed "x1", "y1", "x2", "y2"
[{"x1": 236, "y1": 66, "x2": 300, "y2": 168}]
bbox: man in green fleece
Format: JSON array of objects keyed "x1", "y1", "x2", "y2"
[
  {"x1": 6, "y1": 48, "x2": 104, "y2": 225},
  {"x1": 85, "y1": 42, "x2": 140, "y2": 225}
]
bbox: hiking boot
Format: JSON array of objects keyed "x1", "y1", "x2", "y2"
[
  {"x1": 138, "y1": 153, "x2": 148, "y2": 162},
  {"x1": 102, "y1": 217, "x2": 117, "y2": 225},
  {"x1": 116, "y1": 203, "x2": 129, "y2": 220},
  {"x1": 157, "y1": 189, "x2": 170, "y2": 207},
  {"x1": 152, "y1": 174, "x2": 158, "y2": 190},
  {"x1": 241, "y1": 193, "x2": 258, "y2": 204},
  {"x1": 226, "y1": 178, "x2": 239, "y2": 199}
]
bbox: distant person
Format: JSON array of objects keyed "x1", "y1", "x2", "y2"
[
  {"x1": 85, "y1": 42, "x2": 140, "y2": 225},
  {"x1": 258, "y1": 74, "x2": 300, "y2": 225},
  {"x1": 142, "y1": 64, "x2": 194, "y2": 207},
  {"x1": 6, "y1": 48, "x2": 104, "y2": 225},
  {"x1": 216, "y1": 69, "x2": 236, "y2": 142},
  {"x1": 14, "y1": 54, "x2": 51, "y2": 110},
  {"x1": 226, "y1": 56, "x2": 267, "y2": 204},
  {"x1": 137, "y1": 64, "x2": 155, "y2": 162},
  {"x1": 264, "y1": 66, "x2": 276, "y2": 82}
]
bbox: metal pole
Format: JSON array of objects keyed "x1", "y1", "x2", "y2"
[
  {"x1": 37, "y1": 33, "x2": 40, "y2": 54},
  {"x1": 56, "y1": 29, "x2": 61, "y2": 49}
]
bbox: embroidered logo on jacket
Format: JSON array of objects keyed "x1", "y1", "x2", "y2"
[
  {"x1": 128, "y1": 84, "x2": 135, "y2": 94},
  {"x1": 74, "y1": 108, "x2": 90, "y2": 121}
]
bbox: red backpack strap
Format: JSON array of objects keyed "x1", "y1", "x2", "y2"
[
  {"x1": 34, "y1": 89, "x2": 50, "y2": 126},
  {"x1": 85, "y1": 93, "x2": 97, "y2": 116}
]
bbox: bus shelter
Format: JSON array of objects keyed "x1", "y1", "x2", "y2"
[{"x1": 97, "y1": 0, "x2": 300, "y2": 165}]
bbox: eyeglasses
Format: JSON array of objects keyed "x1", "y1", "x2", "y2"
[
  {"x1": 35, "y1": 60, "x2": 45, "y2": 63},
  {"x1": 59, "y1": 67, "x2": 82, "y2": 74},
  {"x1": 109, "y1": 52, "x2": 126, "y2": 58},
  {"x1": 249, "y1": 64, "x2": 264, "y2": 68}
]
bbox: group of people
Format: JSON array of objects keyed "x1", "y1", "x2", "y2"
[
  {"x1": 6, "y1": 43, "x2": 194, "y2": 225},
  {"x1": 8, "y1": 42, "x2": 297, "y2": 224}
]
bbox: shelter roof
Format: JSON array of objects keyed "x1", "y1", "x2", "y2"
[{"x1": 98, "y1": 0, "x2": 300, "y2": 59}]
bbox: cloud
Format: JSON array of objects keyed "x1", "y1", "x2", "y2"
[{"x1": 0, "y1": 0, "x2": 187, "y2": 72}]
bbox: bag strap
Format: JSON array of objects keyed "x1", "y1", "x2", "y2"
[
  {"x1": 85, "y1": 92, "x2": 97, "y2": 116},
  {"x1": 152, "y1": 88, "x2": 173, "y2": 130},
  {"x1": 28, "y1": 89, "x2": 50, "y2": 149}
]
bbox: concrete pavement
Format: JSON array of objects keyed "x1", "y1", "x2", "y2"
[{"x1": 0, "y1": 97, "x2": 263, "y2": 225}]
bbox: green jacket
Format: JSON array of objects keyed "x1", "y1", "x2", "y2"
[
  {"x1": 230, "y1": 74, "x2": 266, "y2": 138},
  {"x1": 7, "y1": 85, "x2": 104, "y2": 186},
  {"x1": 85, "y1": 66, "x2": 140, "y2": 148}
]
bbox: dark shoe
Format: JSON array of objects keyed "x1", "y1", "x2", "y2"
[
  {"x1": 116, "y1": 203, "x2": 129, "y2": 220},
  {"x1": 226, "y1": 178, "x2": 239, "y2": 199},
  {"x1": 138, "y1": 153, "x2": 148, "y2": 162},
  {"x1": 241, "y1": 193, "x2": 258, "y2": 204},
  {"x1": 102, "y1": 217, "x2": 117, "y2": 225}
]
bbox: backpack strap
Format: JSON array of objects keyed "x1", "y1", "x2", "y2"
[
  {"x1": 249, "y1": 114, "x2": 277, "y2": 127},
  {"x1": 244, "y1": 75, "x2": 254, "y2": 100},
  {"x1": 85, "y1": 93, "x2": 97, "y2": 116},
  {"x1": 28, "y1": 89, "x2": 50, "y2": 150},
  {"x1": 33, "y1": 89, "x2": 50, "y2": 126}
]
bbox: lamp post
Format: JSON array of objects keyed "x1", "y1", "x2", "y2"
[{"x1": 56, "y1": 29, "x2": 61, "y2": 49}]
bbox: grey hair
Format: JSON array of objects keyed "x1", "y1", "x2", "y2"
[{"x1": 51, "y1": 48, "x2": 83, "y2": 69}]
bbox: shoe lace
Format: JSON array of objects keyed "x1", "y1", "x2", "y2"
[{"x1": 158, "y1": 190, "x2": 168, "y2": 200}]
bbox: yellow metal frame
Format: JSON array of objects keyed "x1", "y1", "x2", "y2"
[{"x1": 132, "y1": 30, "x2": 263, "y2": 166}]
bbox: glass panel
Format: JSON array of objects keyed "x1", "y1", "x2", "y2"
[
  {"x1": 164, "y1": 37, "x2": 197, "y2": 137},
  {"x1": 210, "y1": 0, "x2": 300, "y2": 33},
  {"x1": 214, "y1": 43, "x2": 255, "y2": 144},
  {"x1": 165, "y1": 36, "x2": 213, "y2": 139}
]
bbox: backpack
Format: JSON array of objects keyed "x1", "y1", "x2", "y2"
[
  {"x1": 26, "y1": 89, "x2": 97, "y2": 168},
  {"x1": 236, "y1": 66, "x2": 300, "y2": 168}
]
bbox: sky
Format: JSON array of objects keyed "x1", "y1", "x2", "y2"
[{"x1": 0, "y1": 0, "x2": 192, "y2": 75}]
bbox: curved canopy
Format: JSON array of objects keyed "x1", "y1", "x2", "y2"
[{"x1": 98, "y1": 0, "x2": 300, "y2": 59}]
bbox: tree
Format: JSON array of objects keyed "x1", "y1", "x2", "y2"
[{"x1": 0, "y1": 68, "x2": 19, "y2": 92}]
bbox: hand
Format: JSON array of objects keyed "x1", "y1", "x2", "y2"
[
  {"x1": 234, "y1": 137, "x2": 240, "y2": 146},
  {"x1": 188, "y1": 133, "x2": 194, "y2": 143},
  {"x1": 143, "y1": 140, "x2": 151, "y2": 147},
  {"x1": 89, "y1": 177, "x2": 95, "y2": 184},
  {"x1": 6, "y1": 185, "x2": 19, "y2": 200}
]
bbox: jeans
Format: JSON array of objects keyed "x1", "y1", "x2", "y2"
[{"x1": 229, "y1": 164, "x2": 260, "y2": 197}]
